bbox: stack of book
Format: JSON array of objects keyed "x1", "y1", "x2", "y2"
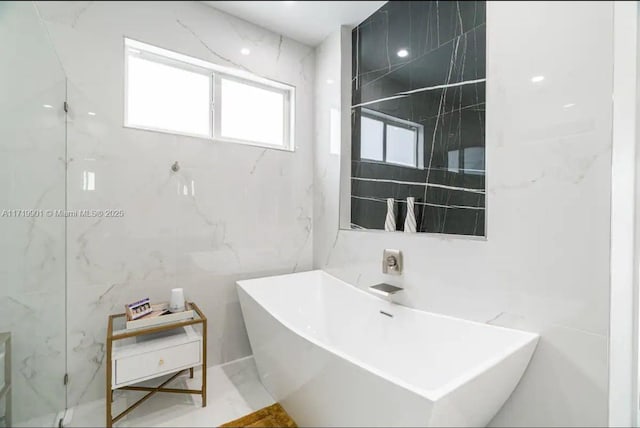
[{"x1": 125, "y1": 299, "x2": 194, "y2": 330}]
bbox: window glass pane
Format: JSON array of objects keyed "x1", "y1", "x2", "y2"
[
  {"x1": 127, "y1": 55, "x2": 210, "y2": 136},
  {"x1": 220, "y1": 78, "x2": 284, "y2": 146},
  {"x1": 463, "y1": 147, "x2": 485, "y2": 175},
  {"x1": 386, "y1": 125, "x2": 416, "y2": 167},
  {"x1": 360, "y1": 116, "x2": 383, "y2": 161},
  {"x1": 448, "y1": 150, "x2": 460, "y2": 173}
]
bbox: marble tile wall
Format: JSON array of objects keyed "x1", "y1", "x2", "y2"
[
  {"x1": 2, "y1": 1, "x2": 615, "y2": 425},
  {"x1": 350, "y1": 1, "x2": 486, "y2": 236},
  {"x1": 314, "y1": 2, "x2": 612, "y2": 426},
  {"x1": 34, "y1": 0, "x2": 314, "y2": 409},
  {"x1": 0, "y1": 2, "x2": 67, "y2": 424}
]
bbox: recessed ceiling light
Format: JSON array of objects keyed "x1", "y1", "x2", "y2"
[
  {"x1": 326, "y1": 79, "x2": 334, "y2": 84},
  {"x1": 88, "y1": 112, "x2": 96, "y2": 116},
  {"x1": 531, "y1": 75, "x2": 545, "y2": 83},
  {"x1": 397, "y1": 49, "x2": 409, "y2": 58},
  {"x1": 43, "y1": 104, "x2": 53, "y2": 109},
  {"x1": 241, "y1": 48, "x2": 250, "y2": 55},
  {"x1": 563, "y1": 103, "x2": 575, "y2": 109}
]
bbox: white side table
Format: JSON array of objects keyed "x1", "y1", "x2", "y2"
[{"x1": 106, "y1": 303, "x2": 206, "y2": 427}]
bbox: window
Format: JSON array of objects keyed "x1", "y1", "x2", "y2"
[
  {"x1": 219, "y1": 77, "x2": 285, "y2": 146},
  {"x1": 386, "y1": 124, "x2": 416, "y2": 167},
  {"x1": 359, "y1": 109, "x2": 422, "y2": 168},
  {"x1": 463, "y1": 147, "x2": 485, "y2": 175},
  {"x1": 360, "y1": 116, "x2": 383, "y2": 161},
  {"x1": 447, "y1": 150, "x2": 460, "y2": 173},
  {"x1": 127, "y1": 55, "x2": 211, "y2": 138},
  {"x1": 124, "y1": 38, "x2": 295, "y2": 150},
  {"x1": 447, "y1": 147, "x2": 485, "y2": 175}
]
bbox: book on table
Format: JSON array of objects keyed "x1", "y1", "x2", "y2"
[{"x1": 125, "y1": 302, "x2": 194, "y2": 330}]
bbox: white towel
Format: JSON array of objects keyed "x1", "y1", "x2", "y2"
[
  {"x1": 384, "y1": 198, "x2": 396, "y2": 232},
  {"x1": 404, "y1": 197, "x2": 417, "y2": 233}
]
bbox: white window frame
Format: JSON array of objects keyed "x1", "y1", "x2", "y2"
[
  {"x1": 214, "y1": 74, "x2": 292, "y2": 149},
  {"x1": 124, "y1": 37, "x2": 295, "y2": 151},
  {"x1": 124, "y1": 46, "x2": 214, "y2": 139},
  {"x1": 360, "y1": 108, "x2": 424, "y2": 168}
]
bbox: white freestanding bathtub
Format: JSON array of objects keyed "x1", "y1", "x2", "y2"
[{"x1": 237, "y1": 271, "x2": 538, "y2": 427}]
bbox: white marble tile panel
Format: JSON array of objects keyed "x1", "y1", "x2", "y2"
[
  {"x1": 313, "y1": 2, "x2": 613, "y2": 426},
  {"x1": 35, "y1": 0, "x2": 314, "y2": 411}
]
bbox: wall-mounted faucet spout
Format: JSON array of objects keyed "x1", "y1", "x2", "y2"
[{"x1": 369, "y1": 283, "x2": 403, "y2": 297}]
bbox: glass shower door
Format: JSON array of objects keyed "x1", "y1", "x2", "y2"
[{"x1": 0, "y1": 1, "x2": 67, "y2": 426}]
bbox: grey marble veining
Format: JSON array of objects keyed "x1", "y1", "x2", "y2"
[
  {"x1": 0, "y1": 1, "x2": 68, "y2": 423},
  {"x1": 28, "y1": 0, "x2": 315, "y2": 412},
  {"x1": 350, "y1": 1, "x2": 486, "y2": 236},
  {"x1": 313, "y1": 2, "x2": 613, "y2": 425}
]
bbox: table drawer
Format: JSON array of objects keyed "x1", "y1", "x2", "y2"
[{"x1": 114, "y1": 340, "x2": 200, "y2": 386}]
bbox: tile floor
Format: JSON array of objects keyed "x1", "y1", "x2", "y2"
[
  {"x1": 14, "y1": 412, "x2": 61, "y2": 428},
  {"x1": 65, "y1": 356, "x2": 274, "y2": 427}
]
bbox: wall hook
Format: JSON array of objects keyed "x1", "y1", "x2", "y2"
[{"x1": 171, "y1": 161, "x2": 180, "y2": 172}]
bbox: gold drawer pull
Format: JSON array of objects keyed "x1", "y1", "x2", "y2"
[{"x1": 159, "y1": 358, "x2": 164, "y2": 366}]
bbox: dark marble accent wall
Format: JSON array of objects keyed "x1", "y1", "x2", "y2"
[{"x1": 351, "y1": 1, "x2": 486, "y2": 236}]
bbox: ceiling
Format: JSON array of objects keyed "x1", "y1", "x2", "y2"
[{"x1": 202, "y1": 1, "x2": 386, "y2": 46}]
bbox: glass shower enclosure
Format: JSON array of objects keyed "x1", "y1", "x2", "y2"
[{"x1": 0, "y1": 1, "x2": 68, "y2": 426}]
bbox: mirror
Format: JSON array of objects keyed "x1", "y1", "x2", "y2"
[{"x1": 345, "y1": 1, "x2": 486, "y2": 237}]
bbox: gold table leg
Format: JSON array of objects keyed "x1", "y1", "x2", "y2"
[
  {"x1": 202, "y1": 318, "x2": 207, "y2": 407},
  {"x1": 106, "y1": 337, "x2": 112, "y2": 427},
  {"x1": 112, "y1": 370, "x2": 186, "y2": 424}
]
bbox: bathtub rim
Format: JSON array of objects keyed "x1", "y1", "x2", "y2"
[{"x1": 237, "y1": 269, "x2": 539, "y2": 402}]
